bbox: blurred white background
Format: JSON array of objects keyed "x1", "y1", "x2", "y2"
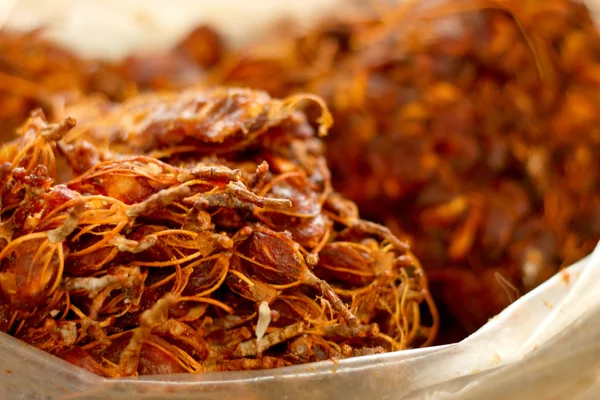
[
  {"x1": 3, "y1": 0, "x2": 600, "y2": 60},
  {"x1": 0, "y1": 0, "x2": 342, "y2": 59}
]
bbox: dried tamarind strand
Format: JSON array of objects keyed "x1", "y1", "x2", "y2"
[{"x1": 0, "y1": 81, "x2": 435, "y2": 375}]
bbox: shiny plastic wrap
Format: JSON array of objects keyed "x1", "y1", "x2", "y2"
[
  {"x1": 2, "y1": 1, "x2": 600, "y2": 399},
  {"x1": 1, "y1": 244, "x2": 599, "y2": 399}
]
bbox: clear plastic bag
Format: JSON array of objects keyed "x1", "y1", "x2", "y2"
[
  {"x1": 2, "y1": 1, "x2": 600, "y2": 399},
  {"x1": 2, "y1": 246, "x2": 600, "y2": 400}
]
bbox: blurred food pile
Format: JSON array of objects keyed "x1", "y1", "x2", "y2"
[{"x1": 213, "y1": 0, "x2": 600, "y2": 339}]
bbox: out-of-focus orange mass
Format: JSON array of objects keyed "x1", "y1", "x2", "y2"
[{"x1": 212, "y1": 0, "x2": 600, "y2": 339}]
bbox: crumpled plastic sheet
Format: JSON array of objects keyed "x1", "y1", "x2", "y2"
[
  {"x1": 2, "y1": 1, "x2": 600, "y2": 399},
  {"x1": 1, "y1": 243, "x2": 599, "y2": 400}
]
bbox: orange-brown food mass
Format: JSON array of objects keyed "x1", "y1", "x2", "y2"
[
  {"x1": 0, "y1": 25, "x2": 224, "y2": 139},
  {"x1": 0, "y1": 88, "x2": 436, "y2": 376}
]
